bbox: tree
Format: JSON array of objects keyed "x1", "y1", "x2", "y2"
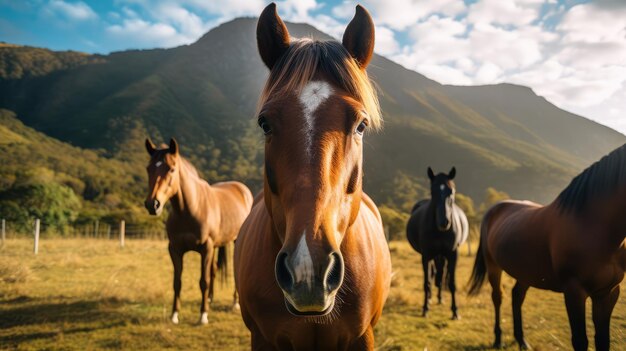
[
  {"x1": 378, "y1": 205, "x2": 410, "y2": 241},
  {"x1": 0, "y1": 181, "x2": 81, "y2": 234}
]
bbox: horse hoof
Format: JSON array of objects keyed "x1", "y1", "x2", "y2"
[
  {"x1": 451, "y1": 314, "x2": 460, "y2": 320},
  {"x1": 232, "y1": 303, "x2": 241, "y2": 312},
  {"x1": 437, "y1": 299, "x2": 443, "y2": 305},
  {"x1": 422, "y1": 311, "x2": 429, "y2": 318},
  {"x1": 199, "y1": 312, "x2": 209, "y2": 325},
  {"x1": 171, "y1": 312, "x2": 179, "y2": 325},
  {"x1": 493, "y1": 341, "x2": 502, "y2": 349},
  {"x1": 519, "y1": 341, "x2": 530, "y2": 350}
]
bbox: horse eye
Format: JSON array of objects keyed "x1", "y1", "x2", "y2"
[
  {"x1": 355, "y1": 121, "x2": 367, "y2": 135},
  {"x1": 258, "y1": 116, "x2": 272, "y2": 135}
]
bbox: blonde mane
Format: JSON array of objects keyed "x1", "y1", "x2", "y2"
[{"x1": 256, "y1": 38, "x2": 382, "y2": 130}]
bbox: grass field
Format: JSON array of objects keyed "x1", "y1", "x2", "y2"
[{"x1": 0, "y1": 238, "x2": 624, "y2": 350}]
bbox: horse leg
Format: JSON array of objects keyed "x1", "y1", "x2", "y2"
[
  {"x1": 421, "y1": 255, "x2": 432, "y2": 317},
  {"x1": 168, "y1": 244, "x2": 183, "y2": 324},
  {"x1": 512, "y1": 281, "x2": 530, "y2": 349},
  {"x1": 488, "y1": 266, "x2": 503, "y2": 348},
  {"x1": 446, "y1": 251, "x2": 459, "y2": 320},
  {"x1": 564, "y1": 283, "x2": 589, "y2": 351},
  {"x1": 198, "y1": 243, "x2": 214, "y2": 325},
  {"x1": 591, "y1": 285, "x2": 620, "y2": 351},
  {"x1": 435, "y1": 255, "x2": 445, "y2": 305}
]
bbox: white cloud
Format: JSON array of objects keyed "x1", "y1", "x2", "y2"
[
  {"x1": 467, "y1": 0, "x2": 540, "y2": 26},
  {"x1": 107, "y1": 18, "x2": 190, "y2": 47},
  {"x1": 332, "y1": 0, "x2": 466, "y2": 30},
  {"x1": 374, "y1": 26, "x2": 400, "y2": 56},
  {"x1": 43, "y1": 0, "x2": 98, "y2": 21}
]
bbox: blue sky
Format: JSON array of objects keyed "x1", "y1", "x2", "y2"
[{"x1": 1, "y1": 0, "x2": 625, "y2": 134}]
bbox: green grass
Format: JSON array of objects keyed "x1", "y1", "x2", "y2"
[{"x1": 1, "y1": 239, "x2": 624, "y2": 350}]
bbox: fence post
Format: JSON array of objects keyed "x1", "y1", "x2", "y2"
[
  {"x1": 1, "y1": 219, "x2": 5, "y2": 248},
  {"x1": 107, "y1": 225, "x2": 111, "y2": 240},
  {"x1": 33, "y1": 218, "x2": 40, "y2": 255},
  {"x1": 119, "y1": 220, "x2": 125, "y2": 248},
  {"x1": 94, "y1": 220, "x2": 100, "y2": 239}
]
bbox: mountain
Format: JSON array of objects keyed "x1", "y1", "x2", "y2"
[
  {"x1": 0, "y1": 18, "x2": 624, "y2": 212},
  {"x1": 0, "y1": 109, "x2": 162, "y2": 232}
]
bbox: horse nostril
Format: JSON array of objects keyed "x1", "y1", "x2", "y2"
[
  {"x1": 154, "y1": 200, "x2": 160, "y2": 210},
  {"x1": 325, "y1": 252, "x2": 344, "y2": 292},
  {"x1": 275, "y1": 252, "x2": 293, "y2": 292}
]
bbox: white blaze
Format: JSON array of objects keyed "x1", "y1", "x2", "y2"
[
  {"x1": 299, "y1": 81, "x2": 333, "y2": 160},
  {"x1": 293, "y1": 232, "x2": 314, "y2": 287}
]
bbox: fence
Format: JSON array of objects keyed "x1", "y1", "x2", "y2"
[{"x1": 0, "y1": 218, "x2": 167, "y2": 253}]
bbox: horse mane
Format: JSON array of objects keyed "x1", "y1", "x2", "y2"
[
  {"x1": 179, "y1": 156, "x2": 199, "y2": 177},
  {"x1": 556, "y1": 143, "x2": 626, "y2": 214},
  {"x1": 256, "y1": 38, "x2": 382, "y2": 130}
]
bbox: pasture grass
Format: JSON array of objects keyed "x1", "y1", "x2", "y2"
[{"x1": 0, "y1": 239, "x2": 624, "y2": 350}]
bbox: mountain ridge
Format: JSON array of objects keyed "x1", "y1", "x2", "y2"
[{"x1": 0, "y1": 17, "x2": 624, "y2": 209}]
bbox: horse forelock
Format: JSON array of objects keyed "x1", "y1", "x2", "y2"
[{"x1": 256, "y1": 38, "x2": 381, "y2": 130}]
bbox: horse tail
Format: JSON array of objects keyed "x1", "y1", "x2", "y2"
[
  {"x1": 467, "y1": 216, "x2": 489, "y2": 296},
  {"x1": 216, "y1": 245, "x2": 229, "y2": 285}
]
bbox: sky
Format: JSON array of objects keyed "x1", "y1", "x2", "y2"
[{"x1": 1, "y1": 0, "x2": 625, "y2": 135}]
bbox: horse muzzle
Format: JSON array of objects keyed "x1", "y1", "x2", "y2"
[
  {"x1": 144, "y1": 199, "x2": 162, "y2": 216},
  {"x1": 274, "y1": 250, "x2": 344, "y2": 316}
]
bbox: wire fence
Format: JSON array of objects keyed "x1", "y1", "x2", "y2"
[{"x1": 0, "y1": 218, "x2": 167, "y2": 252}]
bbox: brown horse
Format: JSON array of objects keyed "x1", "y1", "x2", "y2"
[
  {"x1": 234, "y1": 3, "x2": 391, "y2": 350},
  {"x1": 144, "y1": 138, "x2": 253, "y2": 325},
  {"x1": 468, "y1": 144, "x2": 626, "y2": 350}
]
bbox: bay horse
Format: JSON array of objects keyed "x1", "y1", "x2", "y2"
[
  {"x1": 234, "y1": 3, "x2": 391, "y2": 350},
  {"x1": 144, "y1": 138, "x2": 253, "y2": 324},
  {"x1": 468, "y1": 143, "x2": 626, "y2": 350},
  {"x1": 406, "y1": 167, "x2": 468, "y2": 319}
]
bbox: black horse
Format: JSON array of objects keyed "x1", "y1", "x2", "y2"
[{"x1": 406, "y1": 167, "x2": 468, "y2": 319}]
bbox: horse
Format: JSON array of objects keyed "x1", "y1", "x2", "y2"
[
  {"x1": 468, "y1": 144, "x2": 626, "y2": 350},
  {"x1": 234, "y1": 3, "x2": 391, "y2": 350},
  {"x1": 406, "y1": 167, "x2": 468, "y2": 319},
  {"x1": 144, "y1": 138, "x2": 253, "y2": 325}
]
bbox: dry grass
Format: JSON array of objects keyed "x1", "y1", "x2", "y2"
[{"x1": 0, "y1": 239, "x2": 624, "y2": 350}]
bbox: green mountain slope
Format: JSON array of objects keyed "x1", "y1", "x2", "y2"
[
  {"x1": 0, "y1": 18, "x2": 624, "y2": 209},
  {"x1": 0, "y1": 109, "x2": 159, "y2": 232}
]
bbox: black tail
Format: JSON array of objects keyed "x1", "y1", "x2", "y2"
[
  {"x1": 467, "y1": 220, "x2": 488, "y2": 296},
  {"x1": 216, "y1": 245, "x2": 229, "y2": 285}
]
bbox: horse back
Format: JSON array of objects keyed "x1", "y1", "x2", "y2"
[{"x1": 211, "y1": 181, "x2": 254, "y2": 244}]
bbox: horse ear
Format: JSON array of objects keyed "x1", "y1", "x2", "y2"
[
  {"x1": 145, "y1": 138, "x2": 156, "y2": 156},
  {"x1": 449, "y1": 167, "x2": 456, "y2": 180},
  {"x1": 342, "y1": 5, "x2": 375, "y2": 69},
  {"x1": 427, "y1": 167, "x2": 435, "y2": 181},
  {"x1": 169, "y1": 138, "x2": 178, "y2": 155},
  {"x1": 257, "y1": 3, "x2": 290, "y2": 70}
]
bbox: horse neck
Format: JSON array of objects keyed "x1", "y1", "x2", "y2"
[
  {"x1": 170, "y1": 159, "x2": 210, "y2": 217},
  {"x1": 611, "y1": 188, "x2": 626, "y2": 244}
]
